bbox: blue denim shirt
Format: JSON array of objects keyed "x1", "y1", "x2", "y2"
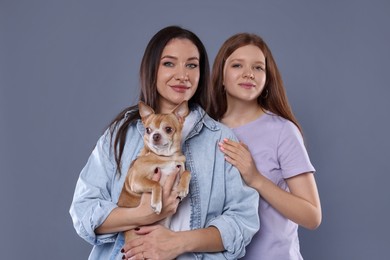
[{"x1": 69, "y1": 104, "x2": 259, "y2": 259}]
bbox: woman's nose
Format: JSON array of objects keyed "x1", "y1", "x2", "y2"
[{"x1": 174, "y1": 68, "x2": 189, "y2": 81}]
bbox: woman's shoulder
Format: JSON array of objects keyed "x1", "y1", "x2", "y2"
[
  {"x1": 205, "y1": 116, "x2": 239, "y2": 141},
  {"x1": 98, "y1": 115, "x2": 142, "y2": 149},
  {"x1": 191, "y1": 104, "x2": 238, "y2": 140}
]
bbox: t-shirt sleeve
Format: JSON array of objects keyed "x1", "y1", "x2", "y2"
[{"x1": 277, "y1": 121, "x2": 315, "y2": 179}]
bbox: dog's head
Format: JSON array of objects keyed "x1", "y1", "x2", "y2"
[{"x1": 139, "y1": 101, "x2": 189, "y2": 156}]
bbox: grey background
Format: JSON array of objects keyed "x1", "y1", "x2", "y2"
[{"x1": 1, "y1": 0, "x2": 389, "y2": 259}]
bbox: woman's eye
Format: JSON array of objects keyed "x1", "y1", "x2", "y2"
[
  {"x1": 187, "y1": 63, "x2": 198, "y2": 69},
  {"x1": 163, "y1": 62, "x2": 174, "y2": 67},
  {"x1": 232, "y1": 63, "x2": 242, "y2": 68}
]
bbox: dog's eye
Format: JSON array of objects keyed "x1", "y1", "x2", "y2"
[
  {"x1": 165, "y1": 127, "x2": 173, "y2": 134},
  {"x1": 145, "y1": 127, "x2": 151, "y2": 134}
]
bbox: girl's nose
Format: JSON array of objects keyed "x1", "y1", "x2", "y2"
[{"x1": 243, "y1": 68, "x2": 255, "y2": 79}]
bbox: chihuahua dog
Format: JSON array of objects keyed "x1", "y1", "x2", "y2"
[{"x1": 117, "y1": 101, "x2": 191, "y2": 243}]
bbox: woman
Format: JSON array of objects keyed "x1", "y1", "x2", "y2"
[
  {"x1": 69, "y1": 26, "x2": 259, "y2": 260},
  {"x1": 210, "y1": 33, "x2": 321, "y2": 259}
]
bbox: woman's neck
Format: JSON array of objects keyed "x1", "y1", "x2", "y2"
[{"x1": 221, "y1": 101, "x2": 264, "y2": 128}]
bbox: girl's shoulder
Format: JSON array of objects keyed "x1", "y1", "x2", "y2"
[{"x1": 263, "y1": 112, "x2": 299, "y2": 132}]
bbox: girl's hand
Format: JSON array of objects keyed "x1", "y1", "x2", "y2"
[
  {"x1": 122, "y1": 224, "x2": 182, "y2": 260},
  {"x1": 220, "y1": 140, "x2": 322, "y2": 230},
  {"x1": 219, "y1": 138, "x2": 259, "y2": 186}
]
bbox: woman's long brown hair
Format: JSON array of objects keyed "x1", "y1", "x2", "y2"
[{"x1": 109, "y1": 26, "x2": 211, "y2": 174}]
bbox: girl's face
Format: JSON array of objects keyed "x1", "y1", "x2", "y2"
[
  {"x1": 157, "y1": 38, "x2": 200, "y2": 113},
  {"x1": 223, "y1": 44, "x2": 266, "y2": 104}
]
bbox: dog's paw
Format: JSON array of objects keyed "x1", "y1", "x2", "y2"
[
  {"x1": 151, "y1": 201, "x2": 162, "y2": 215},
  {"x1": 176, "y1": 188, "x2": 189, "y2": 199}
]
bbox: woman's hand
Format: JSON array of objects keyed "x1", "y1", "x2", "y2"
[
  {"x1": 137, "y1": 168, "x2": 182, "y2": 226},
  {"x1": 122, "y1": 225, "x2": 182, "y2": 260},
  {"x1": 95, "y1": 168, "x2": 182, "y2": 234},
  {"x1": 219, "y1": 138, "x2": 259, "y2": 187}
]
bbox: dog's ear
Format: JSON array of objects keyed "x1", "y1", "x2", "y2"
[
  {"x1": 172, "y1": 101, "x2": 189, "y2": 123},
  {"x1": 138, "y1": 101, "x2": 155, "y2": 120}
]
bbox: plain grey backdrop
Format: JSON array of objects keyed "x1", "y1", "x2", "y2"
[{"x1": 1, "y1": 0, "x2": 389, "y2": 259}]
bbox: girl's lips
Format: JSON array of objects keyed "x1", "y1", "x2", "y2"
[{"x1": 239, "y1": 83, "x2": 256, "y2": 89}]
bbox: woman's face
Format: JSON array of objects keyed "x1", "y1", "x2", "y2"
[
  {"x1": 157, "y1": 38, "x2": 200, "y2": 113},
  {"x1": 223, "y1": 44, "x2": 266, "y2": 104}
]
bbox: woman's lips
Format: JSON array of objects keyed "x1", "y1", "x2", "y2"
[{"x1": 171, "y1": 85, "x2": 190, "y2": 93}]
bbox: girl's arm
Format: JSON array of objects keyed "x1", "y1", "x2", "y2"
[
  {"x1": 251, "y1": 171, "x2": 321, "y2": 229},
  {"x1": 220, "y1": 139, "x2": 321, "y2": 230}
]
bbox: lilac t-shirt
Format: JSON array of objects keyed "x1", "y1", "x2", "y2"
[{"x1": 232, "y1": 112, "x2": 315, "y2": 260}]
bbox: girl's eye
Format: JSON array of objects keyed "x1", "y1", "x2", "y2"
[
  {"x1": 254, "y1": 66, "x2": 265, "y2": 71},
  {"x1": 232, "y1": 63, "x2": 242, "y2": 68}
]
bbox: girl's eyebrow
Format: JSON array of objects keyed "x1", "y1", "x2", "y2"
[
  {"x1": 228, "y1": 58, "x2": 265, "y2": 65},
  {"x1": 228, "y1": 58, "x2": 243, "y2": 62}
]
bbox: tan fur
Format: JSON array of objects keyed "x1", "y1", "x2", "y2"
[{"x1": 117, "y1": 101, "x2": 191, "y2": 243}]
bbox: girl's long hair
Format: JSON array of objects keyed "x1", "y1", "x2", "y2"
[{"x1": 210, "y1": 33, "x2": 302, "y2": 134}]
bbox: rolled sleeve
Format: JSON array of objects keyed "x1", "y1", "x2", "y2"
[
  {"x1": 207, "y1": 162, "x2": 260, "y2": 259},
  {"x1": 69, "y1": 130, "x2": 119, "y2": 245}
]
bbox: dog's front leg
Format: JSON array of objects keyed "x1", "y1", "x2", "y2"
[
  {"x1": 131, "y1": 177, "x2": 163, "y2": 214},
  {"x1": 175, "y1": 170, "x2": 191, "y2": 199}
]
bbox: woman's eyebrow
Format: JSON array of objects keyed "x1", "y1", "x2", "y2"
[
  {"x1": 188, "y1": 57, "x2": 199, "y2": 61},
  {"x1": 161, "y1": 55, "x2": 199, "y2": 61},
  {"x1": 161, "y1": 55, "x2": 177, "y2": 60}
]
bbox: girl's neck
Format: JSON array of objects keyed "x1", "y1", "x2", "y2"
[{"x1": 221, "y1": 101, "x2": 264, "y2": 128}]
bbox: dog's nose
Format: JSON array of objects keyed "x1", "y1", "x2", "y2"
[{"x1": 153, "y1": 133, "x2": 161, "y2": 142}]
